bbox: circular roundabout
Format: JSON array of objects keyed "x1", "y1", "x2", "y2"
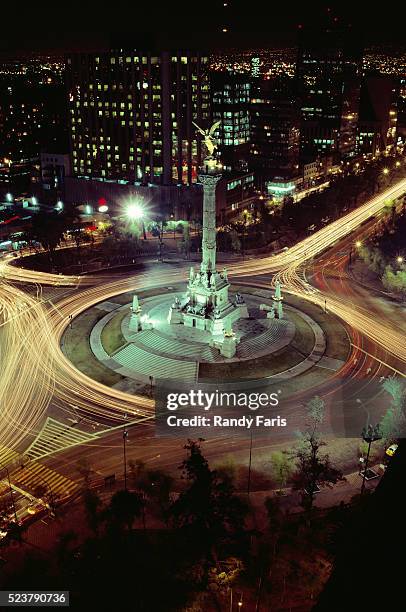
[{"x1": 62, "y1": 282, "x2": 350, "y2": 397}]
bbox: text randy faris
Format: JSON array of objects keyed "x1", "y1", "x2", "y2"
[{"x1": 166, "y1": 415, "x2": 287, "y2": 429}]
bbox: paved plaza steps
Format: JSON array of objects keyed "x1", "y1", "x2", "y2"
[
  {"x1": 237, "y1": 321, "x2": 291, "y2": 359},
  {"x1": 127, "y1": 322, "x2": 291, "y2": 365},
  {"x1": 133, "y1": 329, "x2": 222, "y2": 363},
  {"x1": 114, "y1": 343, "x2": 198, "y2": 380}
]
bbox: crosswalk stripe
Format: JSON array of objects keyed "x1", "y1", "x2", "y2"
[
  {"x1": 0, "y1": 446, "x2": 19, "y2": 467},
  {"x1": 25, "y1": 417, "x2": 97, "y2": 460},
  {"x1": 11, "y1": 462, "x2": 79, "y2": 499}
]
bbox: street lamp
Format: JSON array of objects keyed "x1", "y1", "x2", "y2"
[
  {"x1": 383, "y1": 167, "x2": 389, "y2": 175},
  {"x1": 355, "y1": 240, "x2": 362, "y2": 248},
  {"x1": 396, "y1": 256, "x2": 404, "y2": 265},
  {"x1": 247, "y1": 431, "x2": 253, "y2": 495},
  {"x1": 123, "y1": 429, "x2": 129, "y2": 491},
  {"x1": 126, "y1": 202, "x2": 144, "y2": 220},
  {"x1": 5, "y1": 193, "x2": 13, "y2": 203},
  {"x1": 126, "y1": 201, "x2": 147, "y2": 240},
  {"x1": 242, "y1": 208, "x2": 249, "y2": 259},
  {"x1": 356, "y1": 398, "x2": 382, "y2": 495},
  {"x1": 360, "y1": 423, "x2": 382, "y2": 495}
]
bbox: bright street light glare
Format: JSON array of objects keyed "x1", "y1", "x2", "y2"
[{"x1": 126, "y1": 202, "x2": 144, "y2": 220}]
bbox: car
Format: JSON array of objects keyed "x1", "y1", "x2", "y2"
[{"x1": 385, "y1": 444, "x2": 398, "y2": 457}]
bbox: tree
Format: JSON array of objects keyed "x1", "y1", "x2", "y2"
[
  {"x1": 380, "y1": 376, "x2": 406, "y2": 443},
  {"x1": 106, "y1": 489, "x2": 143, "y2": 532},
  {"x1": 128, "y1": 460, "x2": 174, "y2": 526},
  {"x1": 229, "y1": 229, "x2": 241, "y2": 254},
  {"x1": 169, "y1": 440, "x2": 249, "y2": 562},
  {"x1": 181, "y1": 220, "x2": 191, "y2": 259},
  {"x1": 29, "y1": 204, "x2": 80, "y2": 261},
  {"x1": 83, "y1": 489, "x2": 103, "y2": 535},
  {"x1": 30, "y1": 211, "x2": 67, "y2": 258},
  {"x1": 292, "y1": 398, "x2": 343, "y2": 513},
  {"x1": 270, "y1": 451, "x2": 293, "y2": 494}
]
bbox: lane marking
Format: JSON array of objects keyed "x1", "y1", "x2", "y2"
[{"x1": 350, "y1": 344, "x2": 406, "y2": 377}]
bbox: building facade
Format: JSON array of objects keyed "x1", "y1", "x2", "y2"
[
  {"x1": 296, "y1": 26, "x2": 361, "y2": 162},
  {"x1": 357, "y1": 75, "x2": 398, "y2": 155},
  {"x1": 0, "y1": 78, "x2": 66, "y2": 191},
  {"x1": 250, "y1": 77, "x2": 300, "y2": 183},
  {"x1": 66, "y1": 50, "x2": 211, "y2": 217},
  {"x1": 211, "y1": 72, "x2": 251, "y2": 172}
]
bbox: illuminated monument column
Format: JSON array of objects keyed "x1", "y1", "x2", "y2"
[
  {"x1": 168, "y1": 122, "x2": 248, "y2": 341},
  {"x1": 168, "y1": 155, "x2": 248, "y2": 337},
  {"x1": 199, "y1": 167, "x2": 221, "y2": 275}
]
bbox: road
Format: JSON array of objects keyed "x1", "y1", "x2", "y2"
[{"x1": 0, "y1": 177, "x2": 405, "y2": 503}]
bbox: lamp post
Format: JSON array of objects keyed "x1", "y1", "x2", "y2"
[
  {"x1": 242, "y1": 208, "x2": 248, "y2": 259},
  {"x1": 247, "y1": 431, "x2": 253, "y2": 495},
  {"x1": 158, "y1": 219, "x2": 164, "y2": 262},
  {"x1": 126, "y1": 201, "x2": 147, "y2": 240},
  {"x1": 123, "y1": 429, "x2": 128, "y2": 491},
  {"x1": 360, "y1": 423, "x2": 382, "y2": 495}
]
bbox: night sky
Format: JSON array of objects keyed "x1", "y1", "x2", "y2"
[{"x1": 2, "y1": 1, "x2": 405, "y2": 55}]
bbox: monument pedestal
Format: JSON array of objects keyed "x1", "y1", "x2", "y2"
[{"x1": 167, "y1": 296, "x2": 183, "y2": 325}]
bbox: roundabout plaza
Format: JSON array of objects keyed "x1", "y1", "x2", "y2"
[{"x1": 64, "y1": 156, "x2": 348, "y2": 396}]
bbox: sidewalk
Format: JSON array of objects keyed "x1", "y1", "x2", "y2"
[{"x1": 349, "y1": 260, "x2": 405, "y2": 304}]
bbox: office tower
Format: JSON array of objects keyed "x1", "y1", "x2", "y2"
[
  {"x1": 358, "y1": 75, "x2": 398, "y2": 155},
  {"x1": 250, "y1": 77, "x2": 300, "y2": 183},
  {"x1": 296, "y1": 25, "x2": 362, "y2": 162},
  {"x1": 66, "y1": 50, "x2": 210, "y2": 216},
  {"x1": 211, "y1": 72, "x2": 251, "y2": 172},
  {"x1": 0, "y1": 73, "x2": 66, "y2": 191},
  {"x1": 397, "y1": 76, "x2": 406, "y2": 140}
]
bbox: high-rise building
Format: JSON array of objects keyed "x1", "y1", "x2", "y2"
[
  {"x1": 250, "y1": 77, "x2": 300, "y2": 183},
  {"x1": 0, "y1": 77, "x2": 67, "y2": 191},
  {"x1": 358, "y1": 75, "x2": 399, "y2": 155},
  {"x1": 296, "y1": 26, "x2": 361, "y2": 162},
  {"x1": 66, "y1": 50, "x2": 210, "y2": 217},
  {"x1": 211, "y1": 72, "x2": 251, "y2": 172},
  {"x1": 397, "y1": 76, "x2": 406, "y2": 140}
]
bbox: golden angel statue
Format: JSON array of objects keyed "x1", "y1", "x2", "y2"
[{"x1": 192, "y1": 120, "x2": 221, "y2": 157}]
